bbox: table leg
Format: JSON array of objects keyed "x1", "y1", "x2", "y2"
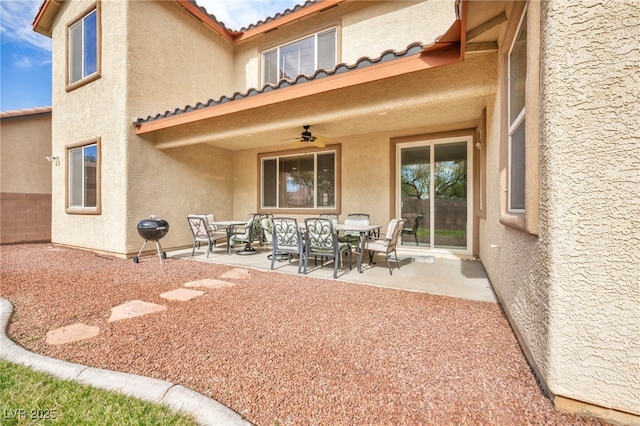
[
  {"x1": 226, "y1": 226, "x2": 234, "y2": 255},
  {"x1": 358, "y1": 231, "x2": 366, "y2": 273}
]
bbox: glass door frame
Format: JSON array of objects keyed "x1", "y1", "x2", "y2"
[{"x1": 395, "y1": 134, "x2": 474, "y2": 255}]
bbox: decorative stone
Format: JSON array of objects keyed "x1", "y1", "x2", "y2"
[
  {"x1": 46, "y1": 323, "x2": 100, "y2": 345},
  {"x1": 220, "y1": 268, "x2": 250, "y2": 280},
  {"x1": 183, "y1": 278, "x2": 237, "y2": 289},
  {"x1": 160, "y1": 288, "x2": 205, "y2": 301},
  {"x1": 108, "y1": 300, "x2": 167, "y2": 322}
]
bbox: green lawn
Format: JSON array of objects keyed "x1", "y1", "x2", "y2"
[{"x1": 0, "y1": 360, "x2": 198, "y2": 425}]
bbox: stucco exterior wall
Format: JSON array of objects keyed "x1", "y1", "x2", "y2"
[
  {"x1": 125, "y1": 0, "x2": 235, "y2": 253},
  {"x1": 233, "y1": 0, "x2": 454, "y2": 92},
  {"x1": 1, "y1": 112, "x2": 52, "y2": 244},
  {"x1": 1, "y1": 113, "x2": 52, "y2": 194},
  {"x1": 49, "y1": 0, "x2": 235, "y2": 255},
  {"x1": 540, "y1": 1, "x2": 640, "y2": 414},
  {"x1": 481, "y1": 1, "x2": 640, "y2": 416},
  {"x1": 50, "y1": 0, "x2": 128, "y2": 253}
]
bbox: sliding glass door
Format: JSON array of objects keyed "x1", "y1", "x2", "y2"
[{"x1": 397, "y1": 136, "x2": 472, "y2": 253}]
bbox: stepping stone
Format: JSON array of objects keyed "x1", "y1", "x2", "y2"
[
  {"x1": 160, "y1": 288, "x2": 205, "y2": 301},
  {"x1": 220, "y1": 268, "x2": 250, "y2": 280},
  {"x1": 184, "y1": 278, "x2": 237, "y2": 289},
  {"x1": 108, "y1": 300, "x2": 167, "y2": 323},
  {"x1": 46, "y1": 323, "x2": 100, "y2": 345}
]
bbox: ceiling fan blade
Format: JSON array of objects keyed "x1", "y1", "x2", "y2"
[{"x1": 313, "y1": 135, "x2": 328, "y2": 147}]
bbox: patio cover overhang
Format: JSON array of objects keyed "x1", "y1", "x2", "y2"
[{"x1": 132, "y1": 1, "x2": 483, "y2": 151}]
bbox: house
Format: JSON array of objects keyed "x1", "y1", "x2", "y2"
[
  {"x1": 32, "y1": 0, "x2": 639, "y2": 423},
  {"x1": 0, "y1": 107, "x2": 53, "y2": 244}
]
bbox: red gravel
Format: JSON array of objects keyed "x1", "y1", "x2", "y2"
[{"x1": 1, "y1": 244, "x2": 606, "y2": 425}]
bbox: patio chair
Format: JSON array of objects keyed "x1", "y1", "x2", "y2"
[
  {"x1": 187, "y1": 214, "x2": 227, "y2": 258},
  {"x1": 365, "y1": 218, "x2": 405, "y2": 275},
  {"x1": 270, "y1": 217, "x2": 305, "y2": 273},
  {"x1": 402, "y1": 213, "x2": 423, "y2": 246},
  {"x1": 339, "y1": 213, "x2": 372, "y2": 245},
  {"x1": 319, "y1": 213, "x2": 339, "y2": 225},
  {"x1": 229, "y1": 213, "x2": 262, "y2": 255},
  {"x1": 304, "y1": 217, "x2": 352, "y2": 279}
]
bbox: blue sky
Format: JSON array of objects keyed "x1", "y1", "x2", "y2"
[{"x1": 0, "y1": 0, "x2": 301, "y2": 112}]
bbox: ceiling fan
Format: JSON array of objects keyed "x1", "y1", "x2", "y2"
[{"x1": 284, "y1": 125, "x2": 328, "y2": 148}]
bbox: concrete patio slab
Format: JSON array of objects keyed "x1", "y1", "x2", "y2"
[
  {"x1": 169, "y1": 246, "x2": 498, "y2": 303},
  {"x1": 46, "y1": 323, "x2": 100, "y2": 345},
  {"x1": 160, "y1": 288, "x2": 205, "y2": 301},
  {"x1": 108, "y1": 300, "x2": 167, "y2": 322}
]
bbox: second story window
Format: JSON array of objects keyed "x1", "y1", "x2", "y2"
[
  {"x1": 507, "y1": 9, "x2": 527, "y2": 213},
  {"x1": 69, "y1": 8, "x2": 98, "y2": 86},
  {"x1": 262, "y1": 28, "x2": 336, "y2": 85}
]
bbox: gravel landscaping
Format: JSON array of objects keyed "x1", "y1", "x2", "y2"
[{"x1": 1, "y1": 244, "x2": 606, "y2": 425}]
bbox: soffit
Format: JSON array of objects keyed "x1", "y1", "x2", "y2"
[{"x1": 149, "y1": 52, "x2": 496, "y2": 152}]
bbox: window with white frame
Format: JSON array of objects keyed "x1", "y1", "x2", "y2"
[
  {"x1": 508, "y1": 9, "x2": 527, "y2": 212},
  {"x1": 261, "y1": 150, "x2": 337, "y2": 210},
  {"x1": 68, "y1": 141, "x2": 100, "y2": 212},
  {"x1": 262, "y1": 28, "x2": 336, "y2": 85},
  {"x1": 69, "y1": 8, "x2": 98, "y2": 85}
]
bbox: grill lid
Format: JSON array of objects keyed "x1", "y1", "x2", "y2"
[{"x1": 137, "y1": 216, "x2": 169, "y2": 240}]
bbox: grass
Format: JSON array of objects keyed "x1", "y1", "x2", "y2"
[{"x1": 0, "y1": 360, "x2": 199, "y2": 425}]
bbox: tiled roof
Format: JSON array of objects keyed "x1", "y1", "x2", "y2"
[
  {"x1": 188, "y1": 0, "x2": 319, "y2": 32},
  {"x1": 134, "y1": 42, "x2": 425, "y2": 125},
  {"x1": 238, "y1": 0, "x2": 319, "y2": 32},
  {"x1": 0, "y1": 106, "x2": 52, "y2": 119}
]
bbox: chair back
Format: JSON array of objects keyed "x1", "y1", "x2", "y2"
[
  {"x1": 187, "y1": 215, "x2": 210, "y2": 240},
  {"x1": 344, "y1": 213, "x2": 369, "y2": 236},
  {"x1": 320, "y1": 213, "x2": 339, "y2": 226},
  {"x1": 305, "y1": 217, "x2": 338, "y2": 254},
  {"x1": 272, "y1": 218, "x2": 301, "y2": 251},
  {"x1": 386, "y1": 219, "x2": 405, "y2": 251},
  {"x1": 261, "y1": 217, "x2": 274, "y2": 243}
]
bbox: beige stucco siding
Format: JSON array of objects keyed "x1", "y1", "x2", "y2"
[
  {"x1": 1, "y1": 112, "x2": 53, "y2": 244},
  {"x1": 50, "y1": 0, "x2": 236, "y2": 255},
  {"x1": 1, "y1": 113, "x2": 52, "y2": 194},
  {"x1": 125, "y1": 0, "x2": 235, "y2": 253},
  {"x1": 541, "y1": 1, "x2": 640, "y2": 414},
  {"x1": 50, "y1": 0, "x2": 130, "y2": 253},
  {"x1": 233, "y1": 0, "x2": 455, "y2": 92}
]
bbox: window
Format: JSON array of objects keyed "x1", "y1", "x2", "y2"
[
  {"x1": 67, "y1": 140, "x2": 100, "y2": 214},
  {"x1": 260, "y1": 148, "x2": 339, "y2": 211},
  {"x1": 68, "y1": 7, "x2": 98, "y2": 86},
  {"x1": 507, "y1": 9, "x2": 527, "y2": 213},
  {"x1": 262, "y1": 28, "x2": 336, "y2": 85}
]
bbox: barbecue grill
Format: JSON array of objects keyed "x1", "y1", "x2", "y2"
[{"x1": 133, "y1": 216, "x2": 169, "y2": 263}]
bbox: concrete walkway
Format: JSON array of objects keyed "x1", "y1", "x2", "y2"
[{"x1": 0, "y1": 298, "x2": 251, "y2": 426}]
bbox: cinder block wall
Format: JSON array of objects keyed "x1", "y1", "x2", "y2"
[{"x1": 1, "y1": 193, "x2": 52, "y2": 244}]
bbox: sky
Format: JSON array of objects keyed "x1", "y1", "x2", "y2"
[{"x1": 0, "y1": 0, "x2": 302, "y2": 112}]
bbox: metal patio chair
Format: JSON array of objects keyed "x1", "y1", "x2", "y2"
[
  {"x1": 304, "y1": 217, "x2": 352, "y2": 279},
  {"x1": 187, "y1": 214, "x2": 227, "y2": 258},
  {"x1": 270, "y1": 217, "x2": 305, "y2": 273}
]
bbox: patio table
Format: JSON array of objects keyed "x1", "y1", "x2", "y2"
[
  {"x1": 210, "y1": 220, "x2": 248, "y2": 255},
  {"x1": 334, "y1": 223, "x2": 381, "y2": 273}
]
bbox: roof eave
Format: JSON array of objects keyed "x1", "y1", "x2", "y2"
[
  {"x1": 234, "y1": 0, "x2": 347, "y2": 43},
  {"x1": 32, "y1": 0, "x2": 62, "y2": 37}
]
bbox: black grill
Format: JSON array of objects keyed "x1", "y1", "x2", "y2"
[{"x1": 133, "y1": 217, "x2": 169, "y2": 263}]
